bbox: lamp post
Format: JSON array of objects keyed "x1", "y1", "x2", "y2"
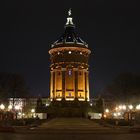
[
  {"x1": 31, "y1": 109, "x2": 35, "y2": 118},
  {"x1": 104, "y1": 108, "x2": 110, "y2": 118},
  {"x1": 8, "y1": 105, "x2": 12, "y2": 110},
  {"x1": 128, "y1": 105, "x2": 133, "y2": 110},
  {"x1": 128, "y1": 105, "x2": 133, "y2": 121},
  {"x1": 105, "y1": 108, "x2": 109, "y2": 113},
  {"x1": 14, "y1": 105, "x2": 20, "y2": 119},
  {"x1": 0, "y1": 104, "x2": 5, "y2": 121},
  {"x1": 0, "y1": 104, "x2": 5, "y2": 110},
  {"x1": 136, "y1": 104, "x2": 140, "y2": 110}
]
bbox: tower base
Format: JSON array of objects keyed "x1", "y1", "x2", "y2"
[{"x1": 36, "y1": 99, "x2": 90, "y2": 118}]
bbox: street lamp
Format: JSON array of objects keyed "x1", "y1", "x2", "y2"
[
  {"x1": 115, "y1": 107, "x2": 118, "y2": 111},
  {"x1": 14, "y1": 105, "x2": 21, "y2": 119},
  {"x1": 0, "y1": 104, "x2": 5, "y2": 121},
  {"x1": 8, "y1": 105, "x2": 12, "y2": 110},
  {"x1": 31, "y1": 109, "x2": 35, "y2": 113},
  {"x1": 103, "y1": 114, "x2": 107, "y2": 118},
  {"x1": 113, "y1": 113, "x2": 117, "y2": 117},
  {"x1": 0, "y1": 104, "x2": 5, "y2": 110},
  {"x1": 46, "y1": 103, "x2": 50, "y2": 107},
  {"x1": 22, "y1": 113, "x2": 25, "y2": 116},
  {"x1": 18, "y1": 112, "x2": 22, "y2": 116},
  {"x1": 90, "y1": 103, "x2": 93, "y2": 107},
  {"x1": 117, "y1": 112, "x2": 121, "y2": 116},
  {"x1": 136, "y1": 104, "x2": 140, "y2": 110},
  {"x1": 119, "y1": 105, "x2": 123, "y2": 110},
  {"x1": 105, "y1": 108, "x2": 109, "y2": 113},
  {"x1": 14, "y1": 105, "x2": 20, "y2": 110},
  {"x1": 122, "y1": 105, "x2": 126, "y2": 110},
  {"x1": 31, "y1": 109, "x2": 35, "y2": 118},
  {"x1": 128, "y1": 105, "x2": 133, "y2": 110}
]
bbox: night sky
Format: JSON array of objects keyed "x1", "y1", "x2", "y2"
[{"x1": 0, "y1": 0, "x2": 139, "y2": 97}]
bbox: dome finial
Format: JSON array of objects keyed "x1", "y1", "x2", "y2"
[{"x1": 66, "y1": 8, "x2": 73, "y2": 25}]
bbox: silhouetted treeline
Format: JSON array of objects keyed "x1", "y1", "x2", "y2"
[
  {"x1": 0, "y1": 73, "x2": 29, "y2": 101},
  {"x1": 102, "y1": 72, "x2": 140, "y2": 103}
]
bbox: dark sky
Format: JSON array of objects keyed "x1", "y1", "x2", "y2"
[{"x1": 0, "y1": 0, "x2": 139, "y2": 97}]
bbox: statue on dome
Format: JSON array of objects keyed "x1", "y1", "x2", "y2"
[{"x1": 68, "y1": 9, "x2": 72, "y2": 16}]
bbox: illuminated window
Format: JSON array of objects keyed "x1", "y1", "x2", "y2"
[
  {"x1": 57, "y1": 93, "x2": 60, "y2": 97},
  {"x1": 68, "y1": 70, "x2": 72, "y2": 76},
  {"x1": 68, "y1": 93, "x2": 71, "y2": 97}
]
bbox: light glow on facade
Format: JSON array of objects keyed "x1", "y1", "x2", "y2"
[
  {"x1": 49, "y1": 10, "x2": 91, "y2": 102},
  {"x1": 0, "y1": 104, "x2": 5, "y2": 110}
]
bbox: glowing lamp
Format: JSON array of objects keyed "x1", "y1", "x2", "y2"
[{"x1": 0, "y1": 104, "x2": 5, "y2": 110}]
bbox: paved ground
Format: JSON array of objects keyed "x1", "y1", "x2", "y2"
[
  {"x1": 29, "y1": 118, "x2": 130, "y2": 134},
  {"x1": 40, "y1": 118, "x2": 108, "y2": 130},
  {"x1": 12, "y1": 118, "x2": 131, "y2": 134},
  {"x1": 1, "y1": 118, "x2": 140, "y2": 140},
  {"x1": 0, "y1": 133, "x2": 140, "y2": 140}
]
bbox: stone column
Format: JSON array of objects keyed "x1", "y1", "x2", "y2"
[
  {"x1": 52, "y1": 70, "x2": 55, "y2": 99},
  {"x1": 75, "y1": 70, "x2": 78, "y2": 98},
  {"x1": 85, "y1": 71, "x2": 87, "y2": 101},
  {"x1": 86, "y1": 71, "x2": 89, "y2": 101},
  {"x1": 62, "y1": 68, "x2": 65, "y2": 98}
]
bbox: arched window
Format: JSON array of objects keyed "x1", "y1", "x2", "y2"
[
  {"x1": 68, "y1": 70, "x2": 72, "y2": 76},
  {"x1": 57, "y1": 93, "x2": 60, "y2": 97},
  {"x1": 68, "y1": 93, "x2": 71, "y2": 97}
]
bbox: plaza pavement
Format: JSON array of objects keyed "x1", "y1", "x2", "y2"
[
  {"x1": 13, "y1": 118, "x2": 134, "y2": 134},
  {"x1": 29, "y1": 118, "x2": 129, "y2": 134},
  {"x1": 40, "y1": 118, "x2": 108, "y2": 130},
  {"x1": 1, "y1": 118, "x2": 140, "y2": 140}
]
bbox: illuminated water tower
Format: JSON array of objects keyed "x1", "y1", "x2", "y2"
[{"x1": 49, "y1": 9, "x2": 91, "y2": 101}]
